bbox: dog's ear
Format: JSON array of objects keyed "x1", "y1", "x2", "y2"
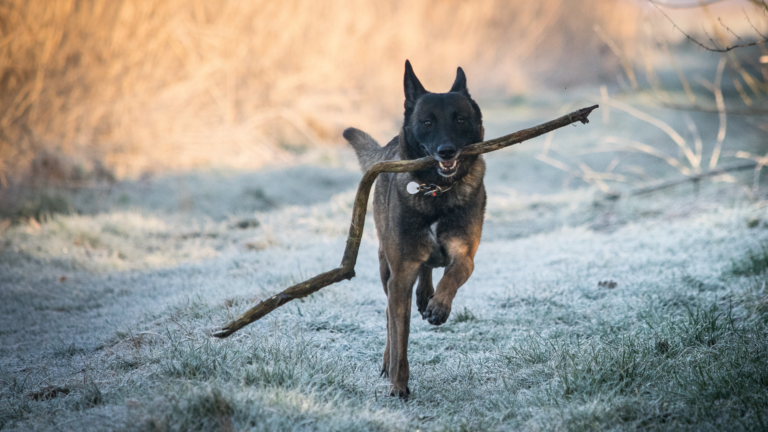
[
  {"x1": 404, "y1": 60, "x2": 427, "y2": 109},
  {"x1": 449, "y1": 67, "x2": 469, "y2": 95}
]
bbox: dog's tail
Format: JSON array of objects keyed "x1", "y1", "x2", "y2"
[{"x1": 343, "y1": 127, "x2": 388, "y2": 172}]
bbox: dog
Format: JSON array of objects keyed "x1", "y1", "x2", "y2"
[{"x1": 343, "y1": 60, "x2": 486, "y2": 398}]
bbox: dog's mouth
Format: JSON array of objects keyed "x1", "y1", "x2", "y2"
[{"x1": 437, "y1": 159, "x2": 459, "y2": 177}]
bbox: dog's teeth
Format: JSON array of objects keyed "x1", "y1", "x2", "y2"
[{"x1": 438, "y1": 160, "x2": 458, "y2": 171}]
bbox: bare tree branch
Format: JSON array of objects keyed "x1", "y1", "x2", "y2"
[
  {"x1": 212, "y1": 105, "x2": 599, "y2": 338},
  {"x1": 649, "y1": 0, "x2": 768, "y2": 53},
  {"x1": 655, "y1": 101, "x2": 768, "y2": 116},
  {"x1": 745, "y1": 9, "x2": 768, "y2": 39},
  {"x1": 718, "y1": 17, "x2": 745, "y2": 43},
  {"x1": 626, "y1": 161, "x2": 758, "y2": 197}
]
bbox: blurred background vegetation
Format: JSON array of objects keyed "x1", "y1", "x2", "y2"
[
  {"x1": 0, "y1": 0, "x2": 765, "y2": 192},
  {"x1": 4, "y1": 4, "x2": 768, "y2": 430}
]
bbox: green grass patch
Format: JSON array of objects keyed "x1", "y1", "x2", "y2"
[
  {"x1": 453, "y1": 307, "x2": 476, "y2": 323},
  {"x1": 5, "y1": 191, "x2": 72, "y2": 222},
  {"x1": 144, "y1": 386, "x2": 234, "y2": 432},
  {"x1": 729, "y1": 243, "x2": 768, "y2": 277}
]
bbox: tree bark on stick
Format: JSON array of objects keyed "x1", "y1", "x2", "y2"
[{"x1": 212, "y1": 104, "x2": 599, "y2": 338}]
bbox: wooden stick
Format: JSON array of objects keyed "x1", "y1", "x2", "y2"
[{"x1": 212, "y1": 104, "x2": 599, "y2": 338}]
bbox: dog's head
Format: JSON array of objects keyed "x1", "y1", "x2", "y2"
[{"x1": 402, "y1": 60, "x2": 483, "y2": 179}]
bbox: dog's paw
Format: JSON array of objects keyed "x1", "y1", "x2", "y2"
[
  {"x1": 417, "y1": 295, "x2": 431, "y2": 319},
  {"x1": 389, "y1": 386, "x2": 410, "y2": 400},
  {"x1": 423, "y1": 297, "x2": 451, "y2": 325}
]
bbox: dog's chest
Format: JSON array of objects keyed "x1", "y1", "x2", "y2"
[{"x1": 407, "y1": 193, "x2": 466, "y2": 217}]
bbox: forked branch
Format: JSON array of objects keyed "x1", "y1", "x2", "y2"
[
  {"x1": 212, "y1": 105, "x2": 599, "y2": 338},
  {"x1": 649, "y1": 0, "x2": 768, "y2": 53}
]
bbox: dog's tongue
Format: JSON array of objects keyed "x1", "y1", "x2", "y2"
[{"x1": 442, "y1": 160, "x2": 456, "y2": 168}]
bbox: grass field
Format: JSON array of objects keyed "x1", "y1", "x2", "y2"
[
  {"x1": 2, "y1": 76, "x2": 768, "y2": 430},
  {"x1": 2, "y1": 1, "x2": 768, "y2": 428}
]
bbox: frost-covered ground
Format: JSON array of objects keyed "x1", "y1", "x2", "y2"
[{"x1": 2, "y1": 87, "x2": 768, "y2": 431}]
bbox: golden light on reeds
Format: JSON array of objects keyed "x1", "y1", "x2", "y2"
[{"x1": 1, "y1": 0, "x2": 640, "y2": 184}]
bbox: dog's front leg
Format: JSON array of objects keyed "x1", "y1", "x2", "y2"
[
  {"x1": 424, "y1": 238, "x2": 478, "y2": 325},
  {"x1": 415, "y1": 266, "x2": 434, "y2": 318},
  {"x1": 378, "y1": 247, "x2": 391, "y2": 378},
  {"x1": 385, "y1": 260, "x2": 420, "y2": 398}
]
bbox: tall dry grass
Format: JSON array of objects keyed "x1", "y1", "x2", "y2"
[{"x1": 0, "y1": 0, "x2": 638, "y2": 184}]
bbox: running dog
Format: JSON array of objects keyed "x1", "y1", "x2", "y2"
[{"x1": 343, "y1": 60, "x2": 486, "y2": 398}]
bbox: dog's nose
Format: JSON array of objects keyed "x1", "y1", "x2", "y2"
[{"x1": 436, "y1": 145, "x2": 457, "y2": 160}]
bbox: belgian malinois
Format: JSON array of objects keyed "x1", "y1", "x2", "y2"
[{"x1": 343, "y1": 60, "x2": 486, "y2": 398}]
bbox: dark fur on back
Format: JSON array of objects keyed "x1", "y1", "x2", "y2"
[{"x1": 342, "y1": 60, "x2": 487, "y2": 400}]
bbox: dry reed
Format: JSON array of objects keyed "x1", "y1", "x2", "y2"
[{"x1": 0, "y1": 0, "x2": 637, "y2": 185}]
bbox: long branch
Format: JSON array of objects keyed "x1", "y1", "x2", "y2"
[{"x1": 212, "y1": 104, "x2": 599, "y2": 338}]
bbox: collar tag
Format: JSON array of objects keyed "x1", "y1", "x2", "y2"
[
  {"x1": 406, "y1": 182, "x2": 453, "y2": 197},
  {"x1": 407, "y1": 181, "x2": 420, "y2": 195}
]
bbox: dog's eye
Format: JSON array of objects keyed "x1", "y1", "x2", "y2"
[
  {"x1": 457, "y1": 117, "x2": 465, "y2": 124},
  {"x1": 423, "y1": 120, "x2": 432, "y2": 126}
]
